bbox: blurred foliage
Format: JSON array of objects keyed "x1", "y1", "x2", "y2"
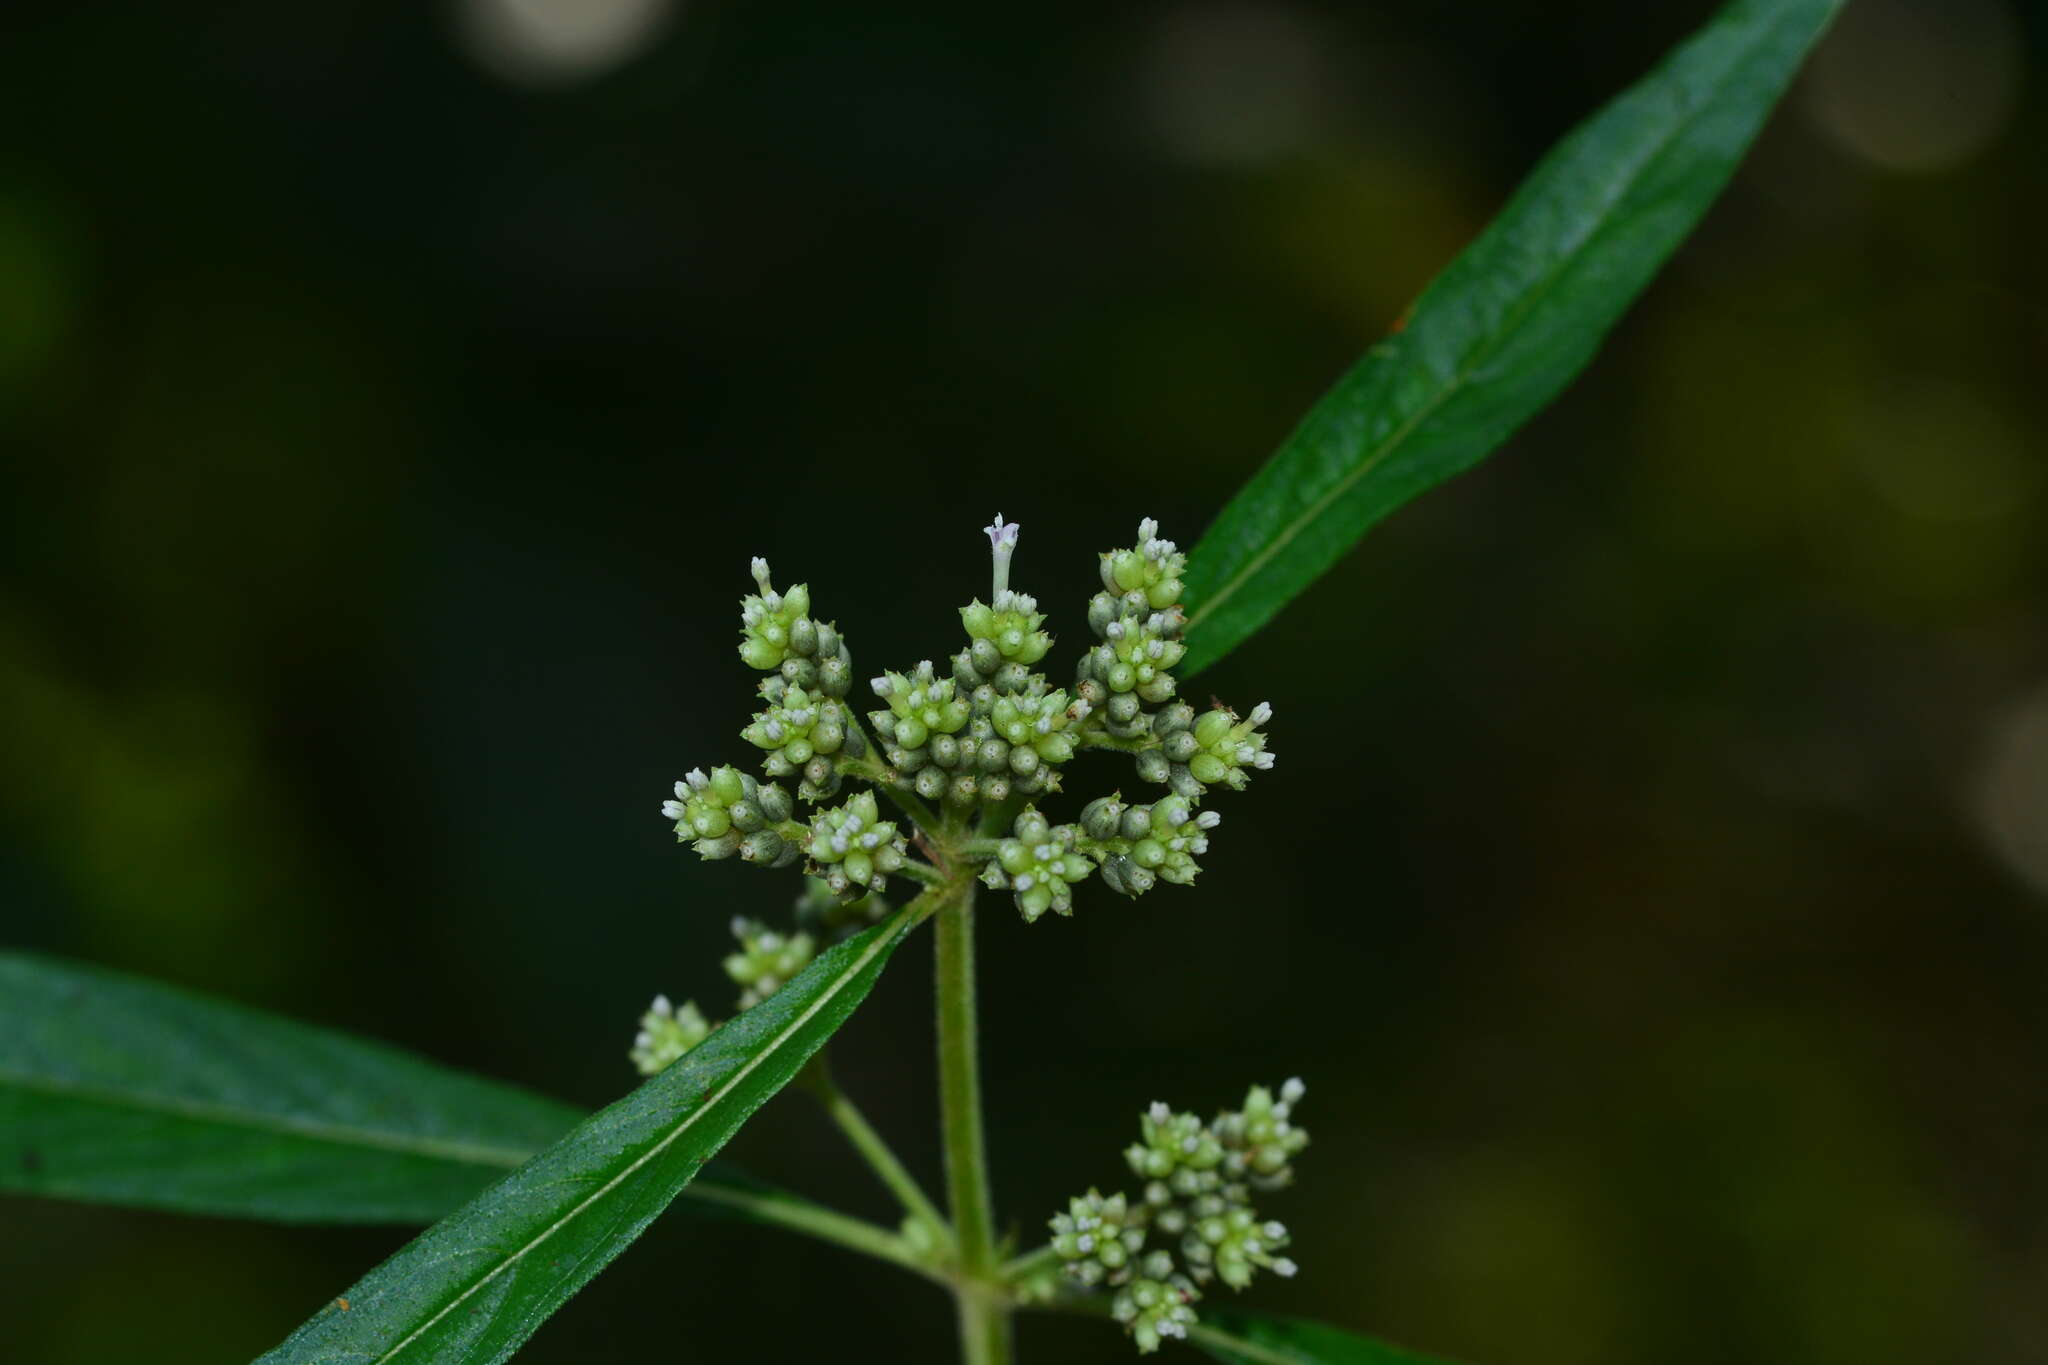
[{"x1": 2, "y1": 2, "x2": 2045, "y2": 1363}]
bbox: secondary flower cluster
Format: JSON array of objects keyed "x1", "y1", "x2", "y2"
[
  {"x1": 1049, "y1": 1080, "x2": 1309, "y2": 1353},
  {"x1": 627, "y1": 914, "x2": 824, "y2": 1074}
]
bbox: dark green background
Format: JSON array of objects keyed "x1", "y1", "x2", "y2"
[{"x1": 4, "y1": 1, "x2": 2045, "y2": 1362}]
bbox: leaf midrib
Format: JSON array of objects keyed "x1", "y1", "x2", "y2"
[
  {"x1": 371, "y1": 905, "x2": 912, "y2": 1363},
  {"x1": 1183, "y1": 7, "x2": 1787, "y2": 641},
  {"x1": 0, "y1": 1064, "x2": 542, "y2": 1170}
]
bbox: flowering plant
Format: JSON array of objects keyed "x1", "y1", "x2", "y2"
[{"x1": 0, "y1": 4, "x2": 1839, "y2": 1360}]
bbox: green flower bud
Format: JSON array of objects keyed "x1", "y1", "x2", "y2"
[
  {"x1": 788, "y1": 616, "x2": 818, "y2": 656},
  {"x1": 1180, "y1": 1199, "x2": 1296, "y2": 1291},
  {"x1": 723, "y1": 918, "x2": 818, "y2": 1010},
  {"x1": 1182, "y1": 702, "x2": 1277, "y2": 793},
  {"x1": 870, "y1": 663, "x2": 972, "y2": 756},
  {"x1": 756, "y1": 783, "x2": 795, "y2": 823},
  {"x1": 692, "y1": 830, "x2": 742, "y2": 859},
  {"x1": 1214, "y1": 1077, "x2": 1309, "y2": 1191},
  {"x1": 742, "y1": 685, "x2": 857, "y2": 799},
  {"x1": 959, "y1": 592, "x2": 1053, "y2": 675},
  {"x1": 740, "y1": 828, "x2": 801, "y2": 868},
  {"x1": 1105, "y1": 691, "x2": 1143, "y2": 727},
  {"x1": 1110, "y1": 797, "x2": 1217, "y2": 886},
  {"x1": 806, "y1": 790, "x2": 910, "y2": 896},
  {"x1": 629, "y1": 994, "x2": 713, "y2": 1076},
  {"x1": 1098, "y1": 517, "x2": 1187, "y2": 611},
  {"x1": 1049, "y1": 1189, "x2": 1147, "y2": 1288},
  {"x1": 959, "y1": 519, "x2": 1053, "y2": 681},
  {"x1": 981, "y1": 807, "x2": 1094, "y2": 922},
  {"x1": 738, "y1": 559, "x2": 814, "y2": 671},
  {"x1": 663, "y1": 767, "x2": 797, "y2": 863},
  {"x1": 1098, "y1": 854, "x2": 1157, "y2": 899},
  {"x1": 1086, "y1": 591, "x2": 1121, "y2": 637},
  {"x1": 1126, "y1": 1101, "x2": 1226, "y2": 1185},
  {"x1": 990, "y1": 687, "x2": 1084, "y2": 770},
  {"x1": 1080, "y1": 795, "x2": 1127, "y2": 841},
  {"x1": 1077, "y1": 604, "x2": 1186, "y2": 708},
  {"x1": 1111, "y1": 1262, "x2": 1199, "y2": 1355}
]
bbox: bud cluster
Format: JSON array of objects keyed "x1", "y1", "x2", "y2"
[
  {"x1": 1077, "y1": 792, "x2": 1220, "y2": 897},
  {"x1": 662, "y1": 766, "x2": 801, "y2": 865},
  {"x1": 1049, "y1": 1079, "x2": 1309, "y2": 1353},
  {"x1": 739, "y1": 558, "x2": 854, "y2": 698},
  {"x1": 979, "y1": 807, "x2": 1093, "y2": 922},
  {"x1": 723, "y1": 917, "x2": 818, "y2": 1010},
  {"x1": 628, "y1": 993, "x2": 714, "y2": 1076},
  {"x1": 649, "y1": 513, "x2": 1280, "y2": 1060},
  {"x1": 744, "y1": 681, "x2": 864, "y2": 802},
  {"x1": 806, "y1": 791, "x2": 909, "y2": 896}
]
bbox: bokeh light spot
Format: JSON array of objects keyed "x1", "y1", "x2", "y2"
[
  {"x1": 453, "y1": 0, "x2": 677, "y2": 88},
  {"x1": 1973, "y1": 685, "x2": 2048, "y2": 896},
  {"x1": 1804, "y1": 0, "x2": 2022, "y2": 172}
]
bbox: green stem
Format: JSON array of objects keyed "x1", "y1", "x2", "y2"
[
  {"x1": 1075, "y1": 729, "x2": 1159, "y2": 754},
  {"x1": 999, "y1": 1243, "x2": 1063, "y2": 1285},
  {"x1": 680, "y1": 1180, "x2": 945, "y2": 1288},
  {"x1": 934, "y1": 879, "x2": 1010, "y2": 1364},
  {"x1": 896, "y1": 860, "x2": 947, "y2": 887},
  {"x1": 803, "y1": 1055, "x2": 953, "y2": 1247},
  {"x1": 841, "y1": 714, "x2": 946, "y2": 836}
]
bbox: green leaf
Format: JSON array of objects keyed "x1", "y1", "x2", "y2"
[
  {"x1": 256, "y1": 904, "x2": 917, "y2": 1365},
  {"x1": 0, "y1": 952, "x2": 811, "y2": 1236},
  {"x1": 1178, "y1": 0, "x2": 1844, "y2": 677},
  {"x1": 1192, "y1": 1309, "x2": 1461, "y2": 1365},
  {"x1": 0, "y1": 950, "x2": 582, "y2": 1224}
]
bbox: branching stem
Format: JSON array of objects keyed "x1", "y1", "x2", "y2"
[{"x1": 801, "y1": 1053, "x2": 952, "y2": 1249}]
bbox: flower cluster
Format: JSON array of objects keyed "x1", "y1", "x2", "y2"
[
  {"x1": 1050, "y1": 1079, "x2": 1309, "y2": 1353},
  {"x1": 806, "y1": 791, "x2": 909, "y2": 896},
  {"x1": 723, "y1": 917, "x2": 818, "y2": 1010},
  {"x1": 979, "y1": 807, "x2": 1093, "y2": 922},
  {"x1": 636, "y1": 512, "x2": 1301, "y2": 1349},
  {"x1": 740, "y1": 558, "x2": 854, "y2": 698},
  {"x1": 662, "y1": 765, "x2": 800, "y2": 865},
  {"x1": 656, "y1": 513, "x2": 1275, "y2": 924},
  {"x1": 628, "y1": 994, "x2": 713, "y2": 1076}
]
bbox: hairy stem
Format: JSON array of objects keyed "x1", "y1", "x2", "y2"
[
  {"x1": 1075, "y1": 728, "x2": 1160, "y2": 754},
  {"x1": 934, "y1": 879, "x2": 1009, "y2": 1364}
]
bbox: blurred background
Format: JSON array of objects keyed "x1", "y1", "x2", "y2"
[{"x1": 2, "y1": 0, "x2": 2045, "y2": 1361}]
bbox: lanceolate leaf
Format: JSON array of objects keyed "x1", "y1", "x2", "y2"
[
  {"x1": 0, "y1": 951, "x2": 582, "y2": 1224},
  {"x1": 1193, "y1": 1309, "x2": 1460, "y2": 1365},
  {"x1": 1178, "y1": 0, "x2": 1844, "y2": 677},
  {"x1": 256, "y1": 905, "x2": 917, "y2": 1365}
]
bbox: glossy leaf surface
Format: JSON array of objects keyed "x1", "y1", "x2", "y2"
[
  {"x1": 256, "y1": 906, "x2": 915, "y2": 1364},
  {"x1": 1179, "y1": 0, "x2": 1844, "y2": 676}
]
